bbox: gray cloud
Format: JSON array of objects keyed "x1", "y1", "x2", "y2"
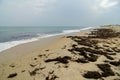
[{"x1": 0, "y1": 0, "x2": 120, "y2": 26}]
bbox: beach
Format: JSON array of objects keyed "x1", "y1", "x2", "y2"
[{"x1": 0, "y1": 26, "x2": 120, "y2": 80}]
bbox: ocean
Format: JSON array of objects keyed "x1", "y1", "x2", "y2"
[{"x1": 0, "y1": 26, "x2": 95, "y2": 52}]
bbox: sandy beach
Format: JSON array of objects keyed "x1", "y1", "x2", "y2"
[{"x1": 0, "y1": 26, "x2": 120, "y2": 80}]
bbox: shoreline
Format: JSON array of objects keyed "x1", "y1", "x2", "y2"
[
  {"x1": 0, "y1": 26, "x2": 95, "y2": 53},
  {"x1": 0, "y1": 30, "x2": 84, "y2": 62},
  {"x1": 0, "y1": 27, "x2": 95, "y2": 62},
  {"x1": 0, "y1": 26, "x2": 120, "y2": 80}
]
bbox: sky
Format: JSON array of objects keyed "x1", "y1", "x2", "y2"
[{"x1": 0, "y1": 0, "x2": 120, "y2": 26}]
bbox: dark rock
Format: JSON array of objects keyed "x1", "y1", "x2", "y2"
[
  {"x1": 8, "y1": 73, "x2": 17, "y2": 78},
  {"x1": 97, "y1": 64, "x2": 115, "y2": 77},
  {"x1": 83, "y1": 71, "x2": 102, "y2": 79}
]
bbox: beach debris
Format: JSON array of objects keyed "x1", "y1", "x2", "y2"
[
  {"x1": 83, "y1": 71, "x2": 102, "y2": 79},
  {"x1": 38, "y1": 54, "x2": 47, "y2": 58},
  {"x1": 46, "y1": 71, "x2": 59, "y2": 80},
  {"x1": 68, "y1": 47, "x2": 101, "y2": 63},
  {"x1": 45, "y1": 56, "x2": 71, "y2": 64},
  {"x1": 109, "y1": 60, "x2": 120, "y2": 66},
  {"x1": 29, "y1": 66, "x2": 46, "y2": 76},
  {"x1": 30, "y1": 64, "x2": 37, "y2": 67},
  {"x1": 114, "y1": 78, "x2": 120, "y2": 80},
  {"x1": 9, "y1": 64, "x2": 15, "y2": 68},
  {"x1": 64, "y1": 65, "x2": 69, "y2": 68},
  {"x1": 72, "y1": 44, "x2": 77, "y2": 48},
  {"x1": 21, "y1": 70, "x2": 25, "y2": 73},
  {"x1": 34, "y1": 58, "x2": 37, "y2": 60},
  {"x1": 62, "y1": 45, "x2": 66, "y2": 49},
  {"x1": 45, "y1": 49, "x2": 50, "y2": 52},
  {"x1": 112, "y1": 47, "x2": 120, "y2": 53},
  {"x1": 46, "y1": 75, "x2": 58, "y2": 80},
  {"x1": 29, "y1": 68, "x2": 40, "y2": 76},
  {"x1": 75, "y1": 58, "x2": 89, "y2": 63},
  {"x1": 40, "y1": 67, "x2": 46, "y2": 70},
  {"x1": 8, "y1": 73, "x2": 17, "y2": 78},
  {"x1": 38, "y1": 54, "x2": 43, "y2": 57},
  {"x1": 89, "y1": 28, "x2": 120, "y2": 39},
  {"x1": 49, "y1": 70, "x2": 54, "y2": 74},
  {"x1": 97, "y1": 64, "x2": 115, "y2": 77},
  {"x1": 87, "y1": 54, "x2": 98, "y2": 62},
  {"x1": 105, "y1": 48, "x2": 113, "y2": 52},
  {"x1": 104, "y1": 54, "x2": 114, "y2": 60}
]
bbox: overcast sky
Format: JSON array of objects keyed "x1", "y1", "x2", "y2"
[{"x1": 0, "y1": 0, "x2": 120, "y2": 26}]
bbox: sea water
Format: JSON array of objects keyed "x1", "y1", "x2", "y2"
[{"x1": 0, "y1": 26, "x2": 95, "y2": 52}]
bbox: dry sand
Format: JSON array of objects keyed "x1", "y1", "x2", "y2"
[{"x1": 0, "y1": 26, "x2": 120, "y2": 80}]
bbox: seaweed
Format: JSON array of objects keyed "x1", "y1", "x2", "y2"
[
  {"x1": 97, "y1": 64, "x2": 115, "y2": 77},
  {"x1": 8, "y1": 73, "x2": 17, "y2": 78},
  {"x1": 89, "y1": 28, "x2": 120, "y2": 39},
  {"x1": 110, "y1": 60, "x2": 120, "y2": 66},
  {"x1": 83, "y1": 71, "x2": 102, "y2": 79},
  {"x1": 45, "y1": 56, "x2": 71, "y2": 64}
]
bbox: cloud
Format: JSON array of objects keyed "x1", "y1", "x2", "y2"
[
  {"x1": 0, "y1": 0, "x2": 120, "y2": 26},
  {"x1": 0, "y1": 0, "x2": 57, "y2": 26},
  {"x1": 0, "y1": 0, "x2": 56, "y2": 14},
  {"x1": 92, "y1": 0, "x2": 118, "y2": 12},
  {"x1": 100, "y1": 0, "x2": 118, "y2": 9}
]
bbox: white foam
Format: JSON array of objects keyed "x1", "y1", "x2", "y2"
[
  {"x1": 0, "y1": 27, "x2": 95, "y2": 52},
  {"x1": 62, "y1": 27, "x2": 95, "y2": 34},
  {"x1": 0, "y1": 38, "x2": 39, "y2": 52}
]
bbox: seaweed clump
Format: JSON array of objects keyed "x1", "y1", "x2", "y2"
[
  {"x1": 83, "y1": 71, "x2": 102, "y2": 79},
  {"x1": 45, "y1": 56, "x2": 71, "y2": 64},
  {"x1": 97, "y1": 64, "x2": 115, "y2": 77},
  {"x1": 8, "y1": 73, "x2": 17, "y2": 78},
  {"x1": 89, "y1": 28, "x2": 120, "y2": 39}
]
